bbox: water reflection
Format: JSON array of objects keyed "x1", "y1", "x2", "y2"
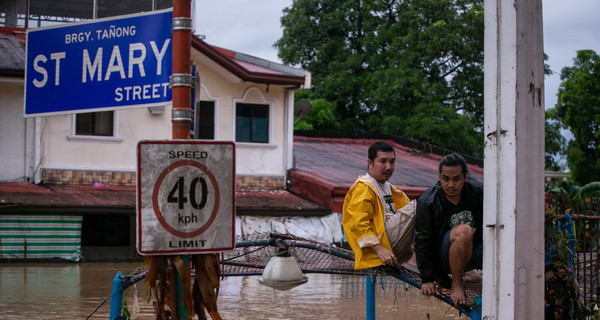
[{"x1": 0, "y1": 263, "x2": 462, "y2": 319}]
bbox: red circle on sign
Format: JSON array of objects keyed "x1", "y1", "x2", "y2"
[{"x1": 152, "y1": 160, "x2": 221, "y2": 238}]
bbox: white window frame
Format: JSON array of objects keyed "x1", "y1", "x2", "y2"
[
  {"x1": 233, "y1": 86, "x2": 274, "y2": 147},
  {"x1": 67, "y1": 110, "x2": 123, "y2": 142}
]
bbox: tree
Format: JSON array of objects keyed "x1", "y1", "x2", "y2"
[
  {"x1": 276, "y1": 0, "x2": 484, "y2": 157},
  {"x1": 294, "y1": 98, "x2": 340, "y2": 130},
  {"x1": 554, "y1": 50, "x2": 600, "y2": 185},
  {"x1": 544, "y1": 54, "x2": 567, "y2": 171},
  {"x1": 545, "y1": 108, "x2": 567, "y2": 171}
]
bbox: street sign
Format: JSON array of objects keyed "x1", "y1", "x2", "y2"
[
  {"x1": 24, "y1": 9, "x2": 172, "y2": 117},
  {"x1": 137, "y1": 140, "x2": 235, "y2": 255}
]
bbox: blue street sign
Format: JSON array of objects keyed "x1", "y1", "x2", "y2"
[{"x1": 24, "y1": 9, "x2": 172, "y2": 116}]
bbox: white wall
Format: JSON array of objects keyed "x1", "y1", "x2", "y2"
[
  {"x1": 0, "y1": 80, "x2": 35, "y2": 182},
  {"x1": 39, "y1": 52, "x2": 292, "y2": 178},
  {"x1": 41, "y1": 105, "x2": 172, "y2": 170}
]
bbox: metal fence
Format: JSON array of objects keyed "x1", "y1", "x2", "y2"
[{"x1": 548, "y1": 193, "x2": 600, "y2": 307}]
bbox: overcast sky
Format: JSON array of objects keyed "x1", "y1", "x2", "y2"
[{"x1": 194, "y1": 0, "x2": 600, "y2": 111}]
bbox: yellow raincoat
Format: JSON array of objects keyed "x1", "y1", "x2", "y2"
[{"x1": 342, "y1": 175, "x2": 411, "y2": 270}]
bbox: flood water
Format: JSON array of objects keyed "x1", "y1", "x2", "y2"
[{"x1": 0, "y1": 263, "x2": 464, "y2": 319}]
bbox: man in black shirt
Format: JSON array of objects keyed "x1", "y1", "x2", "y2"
[{"x1": 414, "y1": 153, "x2": 483, "y2": 305}]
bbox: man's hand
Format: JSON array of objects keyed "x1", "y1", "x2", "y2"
[
  {"x1": 421, "y1": 282, "x2": 437, "y2": 296},
  {"x1": 371, "y1": 244, "x2": 398, "y2": 266}
]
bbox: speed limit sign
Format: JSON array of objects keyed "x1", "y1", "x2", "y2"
[{"x1": 137, "y1": 140, "x2": 235, "y2": 255}]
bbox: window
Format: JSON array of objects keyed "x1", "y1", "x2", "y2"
[
  {"x1": 194, "y1": 101, "x2": 215, "y2": 139},
  {"x1": 75, "y1": 111, "x2": 114, "y2": 136},
  {"x1": 236, "y1": 103, "x2": 269, "y2": 143}
]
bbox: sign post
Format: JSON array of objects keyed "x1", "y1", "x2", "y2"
[{"x1": 137, "y1": 140, "x2": 235, "y2": 254}]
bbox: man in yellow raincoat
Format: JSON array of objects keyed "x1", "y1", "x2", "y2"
[{"x1": 342, "y1": 141, "x2": 417, "y2": 270}]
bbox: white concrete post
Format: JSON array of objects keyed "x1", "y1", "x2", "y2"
[{"x1": 482, "y1": 0, "x2": 545, "y2": 319}]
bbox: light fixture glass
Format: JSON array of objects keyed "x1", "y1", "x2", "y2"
[{"x1": 258, "y1": 246, "x2": 308, "y2": 291}]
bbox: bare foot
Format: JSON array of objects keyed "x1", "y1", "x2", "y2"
[
  {"x1": 450, "y1": 280, "x2": 467, "y2": 305},
  {"x1": 463, "y1": 270, "x2": 482, "y2": 283}
]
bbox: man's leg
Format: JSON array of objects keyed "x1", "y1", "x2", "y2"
[
  {"x1": 385, "y1": 200, "x2": 416, "y2": 264},
  {"x1": 448, "y1": 224, "x2": 474, "y2": 305}
]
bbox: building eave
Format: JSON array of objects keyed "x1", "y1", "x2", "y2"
[{"x1": 191, "y1": 36, "x2": 305, "y2": 86}]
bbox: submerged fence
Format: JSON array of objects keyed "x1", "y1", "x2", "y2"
[{"x1": 547, "y1": 193, "x2": 599, "y2": 308}]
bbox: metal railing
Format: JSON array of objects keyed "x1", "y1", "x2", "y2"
[{"x1": 548, "y1": 193, "x2": 600, "y2": 307}]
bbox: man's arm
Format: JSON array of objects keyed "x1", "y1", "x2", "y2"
[{"x1": 343, "y1": 183, "x2": 396, "y2": 265}]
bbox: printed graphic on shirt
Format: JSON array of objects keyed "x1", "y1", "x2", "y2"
[
  {"x1": 383, "y1": 195, "x2": 395, "y2": 214},
  {"x1": 449, "y1": 210, "x2": 476, "y2": 233}
]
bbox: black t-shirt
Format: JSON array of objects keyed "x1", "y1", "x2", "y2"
[{"x1": 440, "y1": 189, "x2": 477, "y2": 234}]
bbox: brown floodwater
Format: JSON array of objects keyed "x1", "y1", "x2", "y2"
[{"x1": 0, "y1": 263, "x2": 464, "y2": 319}]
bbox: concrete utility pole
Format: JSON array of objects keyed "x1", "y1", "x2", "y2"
[{"x1": 482, "y1": 0, "x2": 545, "y2": 318}]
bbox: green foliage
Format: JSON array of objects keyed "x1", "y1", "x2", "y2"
[
  {"x1": 546, "y1": 178, "x2": 580, "y2": 195},
  {"x1": 122, "y1": 288, "x2": 132, "y2": 320},
  {"x1": 294, "y1": 98, "x2": 341, "y2": 130},
  {"x1": 555, "y1": 50, "x2": 600, "y2": 185},
  {"x1": 577, "y1": 181, "x2": 600, "y2": 198},
  {"x1": 545, "y1": 108, "x2": 567, "y2": 171},
  {"x1": 277, "y1": 0, "x2": 484, "y2": 157},
  {"x1": 365, "y1": 103, "x2": 483, "y2": 157},
  {"x1": 544, "y1": 210, "x2": 596, "y2": 319}
]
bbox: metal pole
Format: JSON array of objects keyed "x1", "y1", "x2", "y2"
[
  {"x1": 365, "y1": 275, "x2": 376, "y2": 320},
  {"x1": 171, "y1": 0, "x2": 193, "y2": 140},
  {"x1": 109, "y1": 272, "x2": 124, "y2": 320},
  {"x1": 170, "y1": 2, "x2": 193, "y2": 319}
]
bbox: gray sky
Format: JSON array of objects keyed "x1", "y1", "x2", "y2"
[{"x1": 194, "y1": 0, "x2": 600, "y2": 111}]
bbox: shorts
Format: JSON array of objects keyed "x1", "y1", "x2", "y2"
[
  {"x1": 439, "y1": 227, "x2": 482, "y2": 275},
  {"x1": 385, "y1": 199, "x2": 417, "y2": 264}
]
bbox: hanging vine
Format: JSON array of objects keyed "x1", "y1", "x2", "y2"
[{"x1": 142, "y1": 254, "x2": 223, "y2": 320}]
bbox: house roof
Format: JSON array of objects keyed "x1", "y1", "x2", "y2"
[
  {"x1": 0, "y1": 182, "x2": 330, "y2": 216},
  {"x1": 0, "y1": 136, "x2": 484, "y2": 215},
  {"x1": 0, "y1": 28, "x2": 26, "y2": 77},
  {"x1": 191, "y1": 37, "x2": 307, "y2": 86},
  {"x1": 288, "y1": 135, "x2": 484, "y2": 212},
  {"x1": 0, "y1": 183, "x2": 134, "y2": 214}
]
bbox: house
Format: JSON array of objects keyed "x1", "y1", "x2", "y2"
[{"x1": 0, "y1": 16, "x2": 338, "y2": 260}]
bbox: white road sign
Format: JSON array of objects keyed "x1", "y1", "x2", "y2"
[{"x1": 137, "y1": 140, "x2": 235, "y2": 255}]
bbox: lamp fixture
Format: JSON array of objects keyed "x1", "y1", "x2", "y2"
[{"x1": 258, "y1": 246, "x2": 308, "y2": 291}]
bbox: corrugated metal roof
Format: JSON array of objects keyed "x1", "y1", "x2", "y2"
[
  {"x1": 293, "y1": 136, "x2": 483, "y2": 188},
  {"x1": 0, "y1": 183, "x2": 134, "y2": 213},
  {"x1": 235, "y1": 189, "x2": 329, "y2": 216},
  {"x1": 0, "y1": 136, "x2": 484, "y2": 215},
  {"x1": 289, "y1": 136, "x2": 484, "y2": 212},
  {"x1": 0, "y1": 182, "x2": 329, "y2": 216},
  {"x1": 0, "y1": 30, "x2": 25, "y2": 76},
  {"x1": 192, "y1": 37, "x2": 306, "y2": 86}
]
